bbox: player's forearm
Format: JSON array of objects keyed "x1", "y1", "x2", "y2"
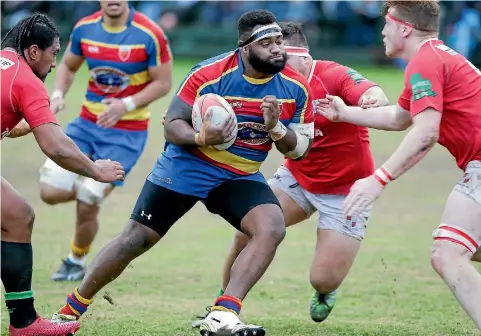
[
  {"x1": 341, "y1": 105, "x2": 407, "y2": 131},
  {"x1": 381, "y1": 125, "x2": 438, "y2": 180},
  {"x1": 34, "y1": 128, "x2": 101, "y2": 179},
  {"x1": 52, "y1": 63, "x2": 75, "y2": 96},
  {"x1": 164, "y1": 119, "x2": 197, "y2": 146},
  {"x1": 7, "y1": 120, "x2": 31, "y2": 138},
  {"x1": 131, "y1": 80, "x2": 172, "y2": 109},
  {"x1": 274, "y1": 128, "x2": 297, "y2": 154},
  {"x1": 360, "y1": 86, "x2": 390, "y2": 106}
]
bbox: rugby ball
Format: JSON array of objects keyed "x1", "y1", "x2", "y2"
[{"x1": 192, "y1": 93, "x2": 238, "y2": 150}]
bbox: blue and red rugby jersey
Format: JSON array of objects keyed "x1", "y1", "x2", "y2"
[
  {"x1": 68, "y1": 9, "x2": 172, "y2": 131},
  {"x1": 172, "y1": 50, "x2": 314, "y2": 176}
]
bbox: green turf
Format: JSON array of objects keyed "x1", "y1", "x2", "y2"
[{"x1": 2, "y1": 59, "x2": 480, "y2": 335}]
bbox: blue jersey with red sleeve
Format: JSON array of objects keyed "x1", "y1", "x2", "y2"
[{"x1": 149, "y1": 50, "x2": 313, "y2": 198}]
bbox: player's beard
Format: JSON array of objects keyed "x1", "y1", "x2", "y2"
[{"x1": 248, "y1": 49, "x2": 286, "y2": 75}]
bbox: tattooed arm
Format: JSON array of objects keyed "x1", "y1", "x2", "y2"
[{"x1": 380, "y1": 109, "x2": 441, "y2": 179}]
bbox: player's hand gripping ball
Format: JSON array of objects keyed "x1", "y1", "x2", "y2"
[{"x1": 192, "y1": 93, "x2": 238, "y2": 150}]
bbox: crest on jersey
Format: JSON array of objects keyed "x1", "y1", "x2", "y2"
[
  {"x1": 118, "y1": 46, "x2": 131, "y2": 62},
  {"x1": 91, "y1": 66, "x2": 130, "y2": 94},
  {"x1": 410, "y1": 73, "x2": 437, "y2": 101},
  {"x1": 236, "y1": 122, "x2": 270, "y2": 145},
  {"x1": 346, "y1": 68, "x2": 366, "y2": 85}
]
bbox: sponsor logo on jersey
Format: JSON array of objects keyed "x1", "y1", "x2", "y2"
[
  {"x1": 236, "y1": 122, "x2": 270, "y2": 145},
  {"x1": 90, "y1": 66, "x2": 130, "y2": 94},
  {"x1": 346, "y1": 68, "x2": 366, "y2": 85},
  {"x1": 410, "y1": 73, "x2": 437, "y2": 101}
]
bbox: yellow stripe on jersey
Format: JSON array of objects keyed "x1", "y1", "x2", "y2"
[
  {"x1": 74, "y1": 16, "x2": 101, "y2": 29},
  {"x1": 279, "y1": 72, "x2": 310, "y2": 123},
  {"x1": 223, "y1": 96, "x2": 296, "y2": 104},
  {"x1": 196, "y1": 66, "x2": 239, "y2": 98},
  {"x1": 198, "y1": 146, "x2": 262, "y2": 174},
  {"x1": 131, "y1": 21, "x2": 164, "y2": 66},
  {"x1": 177, "y1": 52, "x2": 236, "y2": 96},
  {"x1": 83, "y1": 100, "x2": 150, "y2": 121},
  {"x1": 80, "y1": 38, "x2": 145, "y2": 50}
]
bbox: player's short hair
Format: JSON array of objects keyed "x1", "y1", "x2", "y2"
[
  {"x1": 1, "y1": 13, "x2": 59, "y2": 54},
  {"x1": 382, "y1": 1, "x2": 440, "y2": 33},
  {"x1": 237, "y1": 10, "x2": 278, "y2": 43},
  {"x1": 280, "y1": 22, "x2": 309, "y2": 49}
]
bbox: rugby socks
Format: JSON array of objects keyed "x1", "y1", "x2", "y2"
[
  {"x1": 68, "y1": 240, "x2": 90, "y2": 266},
  {"x1": 58, "y1": 287, "x2": 93, "y2": 320},
  {"x1": 1, "y1": 241, "x2": 37, "y2": 328},
  {"x1": 212, "y1": 295, "x2": 242, "y2": 315}
]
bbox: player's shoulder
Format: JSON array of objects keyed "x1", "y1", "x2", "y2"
[
  {"x1": 73, "y1": 11, "x2": 102, "y2": 30},
  {"x1": 132, "y1": 11, "x2": 167, "y2": 38},
  {"x1": 279, "y1": 64, "x2": 310, "y2": 94},
  {"x1": 13, "y1": 61, "x2": 47, "y2": 94},
  {"x1": 189, "y1": 50, "x2": 238, "y2": 79}
]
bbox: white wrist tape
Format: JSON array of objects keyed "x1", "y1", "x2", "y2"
[
  {"x1": 51, "y1": 90, "x2": 63, "y2": 100},
  {"x1": 121, "y1": 96, "x2": 137, "y2": 112},
  {"x1": 268, "y1": 121, "x2": 287, "y2": 141},
  {"x1": 373, "y1": 166, "x2": 394, "y2": 187}
]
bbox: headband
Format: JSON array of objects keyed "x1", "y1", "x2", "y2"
[
  {"x1": 386, "y1": 13, "x2": 437, "y2": 32},
  {"x1": 285, "y1": 46, "x2": 310, "y2": 57},
  {"x1": 238, "y1": 23, "x2": 282, "y2": 48}
]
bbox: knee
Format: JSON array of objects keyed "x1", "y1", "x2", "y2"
[
  {"x1": 256, "y1": 214, "x2": 286, "y2": 245},
  {"x1": 310, "y1": 273, "x2": 341, "y2": 294},
  {"x1": 39, "y1": 184, "x2": 71, "y2": 205},
  {"x1": 430, "y1": 240, "x2": 471, "y2": 277},
  {"x1": 118, "y1": 221, "x2": 160, "y2": 256},
  {"x1": 3, "y1": 201, "x2": 35, "y2": 239}
]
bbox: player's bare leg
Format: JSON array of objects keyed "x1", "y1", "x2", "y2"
[
  {"x1": 193, "y1": 188, "x2": 307, "y2": 328},
  {"x1": 309, "y1": 229, "x2": 360, "y2": 322},
  {"x1": 2, "y1": 178, "x2": 80, "y2": 335},
  {"x1": 200, "y1": 204, "x2": 285, "y2": 335},
  {"x1": 431, "y1": 189, "x2": 481, "y2": 329},
  {"x1": 47, "y1": 180, "x2": 115, "y2": 282},
  {"x1": 53, "y1": 220, "x2": 161, "y2": 321}
]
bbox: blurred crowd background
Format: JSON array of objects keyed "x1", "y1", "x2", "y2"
[{"x1": 1, "y1": 1, "x2": 481, "y2": 66}]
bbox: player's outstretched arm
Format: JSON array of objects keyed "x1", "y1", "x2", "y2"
[
  {"x1": 32, "y1": 123, "x2": 125, "y2": 183},
  {"x1": 317, "y1": 96, "x2": 412, "y2": 131},
  {"x1": 379, "y1": 108, "x2": 440, "y2": 180}
]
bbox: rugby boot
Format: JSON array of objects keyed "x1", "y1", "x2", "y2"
[
  {"x1": 52, "y1": 259, "x2": 85, "y2": 282},
  {"x1": 192, "y1": 306, "x2": 212, "y2": 328},
  {"x1": 9, "y1": 314, "x2": 80, "y2": 336},
  {"x1": 310, "y1": 290, "x2": 337, "y2": 322},
  {"x1": 199, "y1": 310, "x2": 265, "y2": 336}
]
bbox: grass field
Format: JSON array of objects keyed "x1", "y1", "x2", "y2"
[{"x1": 2, "y1": 59, "x2": 480, "y2": 336}]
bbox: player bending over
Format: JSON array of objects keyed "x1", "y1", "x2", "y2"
[
  {"x1": 1, "y1": 13, "x2": 124, "y2": 336},
  {"x1": 316, "y1": 1, "x2": 481, "y2": 329},
  {"x1": 191, "y1": 21, "x2": 390, "y2": 328},
  {"x1": 37, "y1": 0, "x2": 172, "y2": 282},
  {"x1": 52, "y1": 9, "x2": 313, "y2": 336}
]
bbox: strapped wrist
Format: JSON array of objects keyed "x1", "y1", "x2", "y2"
[
  {"x1": 268, "y1": 121, "x2": 287, "y2": 141},
  {"x1": 373, "y1": 166, "x2": 394, "y2": 187}
]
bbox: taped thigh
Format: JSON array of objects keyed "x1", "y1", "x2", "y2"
[
  {"x1": 76, "y1": 178, "x2": 112, "y2": 206},
  {"x1": 39, "y1": 158, "x2": 79, "y2": 191},
  {"x1": 432, "y1": 224, "x2": 480, "y2": 255}
]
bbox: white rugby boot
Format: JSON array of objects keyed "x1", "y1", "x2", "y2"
[{"x1": 199, "y1": 310, "x2": 266, "y2": 336}]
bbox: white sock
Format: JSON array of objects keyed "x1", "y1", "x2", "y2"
[{"x1": 68, "y1": 252, "x2": 86, "y2": 266}]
